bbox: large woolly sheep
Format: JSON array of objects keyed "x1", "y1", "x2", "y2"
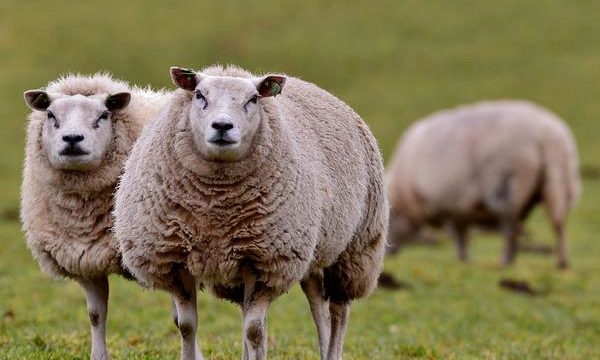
[
  {"x1": 114, "y1": 65, "x2": 387, "y2": 360},
  {"x1": 386, "y1": 100, "x2": 580, "y2": 268},
  {"x1": 21, "y1": 74, "x2": 169, "y2": 360}
]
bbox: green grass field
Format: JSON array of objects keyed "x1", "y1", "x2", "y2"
[{"x1": 1, "y1": 0, "x2": 599, "y2": 358}]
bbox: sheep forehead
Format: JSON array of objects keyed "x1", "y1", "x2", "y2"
[
  {"x1": 49, "y1": 95, "x2": 106, "y2": 117},
  {"x1": 199, "y1": 76, "x2": 256, "y2": 101}
]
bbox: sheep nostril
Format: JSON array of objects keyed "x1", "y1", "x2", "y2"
[
  {"x1": 62, "y1": 134, "x2": 84, "y2": 144},
  {"x1": 211, "y1": 121, "x2": 234, "y2": 132}
]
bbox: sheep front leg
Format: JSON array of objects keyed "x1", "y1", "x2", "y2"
[
  {"x1": 171, "y1": 269, "x2": 203, "y2": 360},
  {"x1": 327, "y1": 301, "x2": 350, "y2": 360},
  {"x1": 301, "y1": 273, "x2": 331, "y2": 360},
  {"x1": 77, "y1": 276, "x2": 110, "y2": 360},
  {"x1": 241, "y1": 271, "x2": 271, "y2": 360},
  {"x1": 450, "y1": 223, "x2": 469, "y2": 262}
]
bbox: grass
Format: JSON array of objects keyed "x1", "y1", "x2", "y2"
[{"x1": 0, "y1": 0, "x2": 599, "y2": 358}]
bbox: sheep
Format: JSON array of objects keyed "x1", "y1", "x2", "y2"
[
  {"x1": 21, "y1": 73, "x2": 170, "y2": 360},
  {"x1": 386, "y1": 100, "x2": 580, "y2": 269},
  {"x1": 113, "y1": 65, "x2": 387, "y2": 360}
]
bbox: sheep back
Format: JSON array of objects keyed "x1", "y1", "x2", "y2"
[{"x1": 387, "y1": 100, "x2": 579, "y2": 228}]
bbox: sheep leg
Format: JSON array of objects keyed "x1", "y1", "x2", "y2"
[
  {"x1": 171, "y1": 297, "x2": 179, "y2": 328},
  {"x1": 327, "y1": 301, "x2": 349, "y2": 360},
  {"x1": 243, "y1": 341, "x2": 249, "y2": 360},
  {"x1": 553, "y1": 222, "x2": 569, "y2": 269},
  {"x1": 77, "y1": 276, "x2": 110, "y2": 360},
  {"x1": 450, "y1": 223, "x2": 469, "y2": 262},
  {"x1": 171, "y1": 269, "x2": 203, "y2": 360},
  {"x1": 301, "y1": 273, "x2": 331, "y2": 359},
  {"x1": 241, "y1": 271, "x2": 271, "y2": 360},
  {"x1": 501, "y1": 221, "x2": 520, "y2": 266}
]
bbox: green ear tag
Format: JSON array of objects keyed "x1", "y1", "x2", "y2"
[{"x1": 271, "y1": 82, "x2": 281, "y2": 96}]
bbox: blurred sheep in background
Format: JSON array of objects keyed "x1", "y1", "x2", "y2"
[{"x1": 386, "y1": 100, "x2": 580, "y2": 269}]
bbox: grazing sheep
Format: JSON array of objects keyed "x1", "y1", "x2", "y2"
[
  {"x1": 386, "y1": 100, "x2": 580, "y2": 269},
  {"x1": 114, "y1": 65, "x2": 387, "y2": 360},
  {"x1": 21, "y1": 74, "x2": 169, "y2": 360}
]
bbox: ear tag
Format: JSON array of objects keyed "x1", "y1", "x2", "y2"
[{"x1": 271, "y1": 81, "x2": 281, "y2": 97}]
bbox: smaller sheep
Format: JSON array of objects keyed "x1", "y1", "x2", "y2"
[
  {"x1": 386, "y1": 100, "x2": 580, "y2": 268},
  {"x1": 21, "y1": 73, "x2": 169, "y2": 360},
  {"x1": 114, "y1": 65, "x2": 387, "y2": 360}
]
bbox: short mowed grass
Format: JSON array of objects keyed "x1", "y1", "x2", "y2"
[{"x1": 1, "y1": 0, "x2": 599, "y2": 359}]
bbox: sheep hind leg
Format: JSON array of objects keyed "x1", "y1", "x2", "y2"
[
  {"x1": 327, "y1": 301, "x2": 350, "y2": 360},
  {"x1": 241, "y1": 271, "x2": 271, "y2": 360},
  {"x1": 301, "y1": 272, "x2": 331, "y2": 360},
  {"x1": 171, "y1": 297, "x2": 179, "y2": 328},
  {"x1": 553, "y1": 222, "x2": 569, "y2": 269},
  {"x1": 170, "y1": 268, "x2": 203, "y2": 360},
  {"x1": 77, "y1": 276, "x2": 110, "y2": 360},
  {"x1": 540, "y1": 189, "x2": 570, "y2": 269},
  {"x1": 501, "y1": 221, "x2": 521, "y2": 267},
  {"x1": 322, "y1": 268, "x2": 353, "y2": 360}
]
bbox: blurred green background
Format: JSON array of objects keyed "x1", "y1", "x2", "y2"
[{"x1": 0, "y1": 0, "x2": 599, "y2": 359}]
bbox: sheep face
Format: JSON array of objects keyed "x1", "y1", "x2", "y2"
[
  {"x1": 24, "y1": 91, "x2": 130, "y2": 171},
  {"x1": 171, "y1": 67, "x2": 286, "y2": 162}
]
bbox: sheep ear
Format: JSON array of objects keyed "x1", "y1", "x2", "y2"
[
  {"x1": 105, "y1": 92, "x2": 131, "y2": 111},
  {"x1": 24, "y1": 90, "x2": 51, "y2": 111},
  {"x1": 255, "y1": 75, "x2": 286, "y2": 97},
  {"x1": 170, "y1": 67, "x2": 199, "y2": 91}
]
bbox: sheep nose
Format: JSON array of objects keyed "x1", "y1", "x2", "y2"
[
  {"x1": 211, "y1": 121, "x2": 234, "y2": 132},
  {"x1": 62, "y1": 134, "x2": 84, "y2": 144}
]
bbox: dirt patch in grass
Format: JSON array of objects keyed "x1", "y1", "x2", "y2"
[{"x1": 498, "y1": 278, "x2": 547, "y2": 296}]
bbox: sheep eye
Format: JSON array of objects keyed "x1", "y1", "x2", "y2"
[
  {"x1": 94, "y1": 111, "x2": 110, "y2": 129},
  {"x1": 47, "y1": 111, "x2": 59, "y2": 128},
  {"x1": 244, "y1": 95, "x2": 259, "y2": 111},
  {"x1": 194, "y1": 91, "x2": 207, "y2": 109}
]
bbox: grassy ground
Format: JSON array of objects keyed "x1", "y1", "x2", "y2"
[{"x1": 1, "y1": 0, "x2": 599, "y2": 358}]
